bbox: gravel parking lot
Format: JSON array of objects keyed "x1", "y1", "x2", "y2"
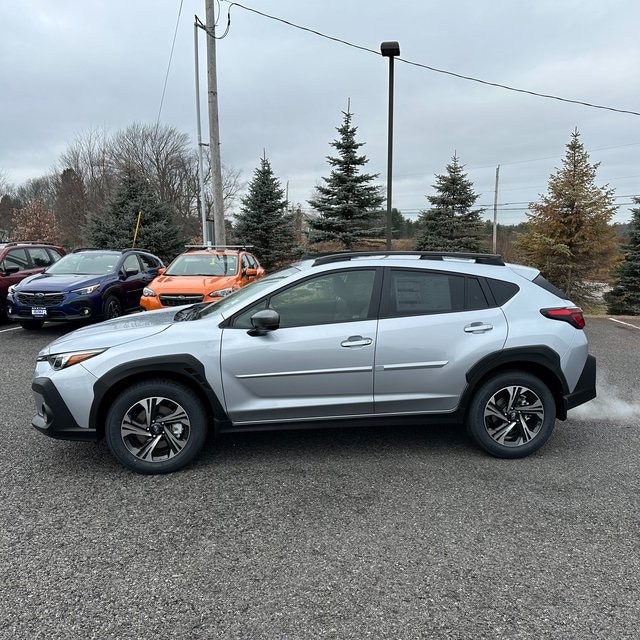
[{"x1": 1, "y1": 317, "x2": 639, "y2": 639}]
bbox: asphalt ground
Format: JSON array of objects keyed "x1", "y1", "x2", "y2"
[{"x1": 0, "y1": 317, "x2": 638, "y2": 639}]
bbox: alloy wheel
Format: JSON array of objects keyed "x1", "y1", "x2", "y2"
[
  {"x1": 120, "y1": 396, "x2": 191, "y2": 463},
  {"x1": 482, "y1": 385, "x2": 545, "y2": 447}
]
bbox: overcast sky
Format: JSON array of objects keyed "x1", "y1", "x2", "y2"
[{"x1": 1, "y1": 0, "x2": 639, "y2": 224}]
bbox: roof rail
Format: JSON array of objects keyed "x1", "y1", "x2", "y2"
[
  {"x1": 1, "y1": 241, "x2": 58, "y2": 247},
  {"x1": 312, "y1": 251, "x2": 505, "y2": 266},
  {"x1": 71, "y1": 247, "x2": 154, "y2": 254},
  {"x1": 184, "y1": 244, "x2": 254, "y2": 252}
]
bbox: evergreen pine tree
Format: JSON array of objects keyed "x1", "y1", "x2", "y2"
[
  {"x1": 85, "y1": 167, "x2": 183, "y2": 263},
  {"x1": 308, "y1": 108, "x2": 384, "y2": 249},
  {"x1": 234, "y1": 155, "x2": 294, "y2": 270},
  {"x1": 414, "y1": 153, "x2": 485, "y2": 252},
  {"x1": 515, "y1": 129, "x2": 618, "y2": 306},
  {"x1": 605, "y1": 196, "x2": 640, "y2": 314}
]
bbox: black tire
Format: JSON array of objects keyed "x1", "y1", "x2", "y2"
[
  {"x1": 105, "y1": 379, "x2": 208, "y2": 474},
  {"x1": 103, "y1": 295, "x2": 122, "y2": 320},
  {"x1": 20, "y1": 319, "x2": 44, "y2": 330},
  {"x1": 466, "y1": 371, "x2": 556, "y2": 459}
]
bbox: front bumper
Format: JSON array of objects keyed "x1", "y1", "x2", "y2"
[
  {"x1": 8, "y1": 294, "x2": 100, "y2": 323},
  {"x1": 32, "y1": 377, "x2": 99, "y2": 441}
]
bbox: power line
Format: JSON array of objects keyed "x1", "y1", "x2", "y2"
[
  {"x1": 156, "y1": 0, "x2": 185, "y2": 129},
  {"x1": 223, "y1": 1, "x2": 640, "y2": 117}
]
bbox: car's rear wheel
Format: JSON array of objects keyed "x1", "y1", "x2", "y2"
[
  {"x1": 105, "y1": 380, "x2": 208, "y2": 474},
  {"x1": 104, "y1": 295, "x2": 122, "y2": 320},
  {"x1": 466, "y1": 371, "x2": 556, "y2": 458},
  {"x1": 19, "y1": 319, "x2": 44, "y2": 330}
]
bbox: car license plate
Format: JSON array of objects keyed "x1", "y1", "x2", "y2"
[{"x1": 31, "y1": 307, "x2": 47, "y2": 318}]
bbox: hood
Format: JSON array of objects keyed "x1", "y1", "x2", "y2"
[
  {"x1": 151, "y1": 273, "x2": 236, "y2": 293},
  {"x1": 40, "y1": 307, "x2": 178, "y2": 355},
  {"x1": 19, "y1": 272, "x2": 111, "y2": 291}
]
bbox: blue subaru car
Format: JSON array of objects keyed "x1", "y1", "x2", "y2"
[{"x1": 7, "y1": 248, "x2": 164, "y2": 330}]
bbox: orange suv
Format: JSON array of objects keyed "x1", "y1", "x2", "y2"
[{"x1": 140, "y1": 245, "x2": 265, "y2": 311}]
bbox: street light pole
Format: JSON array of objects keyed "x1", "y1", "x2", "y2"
[{"x1": 381, "y1": 41, "x2": 400, "y2": 251}]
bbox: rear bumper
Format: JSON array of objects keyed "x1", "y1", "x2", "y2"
[
  {"x1": 561, "y1": 354, "x2": 597, "y2": 417},
  {"x1": 31, "y1": 377, "x2": 99, "y2": 442}
]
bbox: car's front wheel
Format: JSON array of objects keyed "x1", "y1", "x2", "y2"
[
  {"x1": 103, "y1": 295, "x2": 122, "y2": 320},
  {"x1": 466, "y1": 371, "x2": 556, "y2": 458},
  {"x1": 105, "y1": 380, "x2": 209, "y2": 474}
]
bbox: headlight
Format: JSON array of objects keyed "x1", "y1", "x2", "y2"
[
  {"x1": 72, "y1": 284, "x2": 100, "y2": 295},
  {"x1": 37, "y1": 349, "x2": 107, "y2": 371},
  {"x1": 142, "y1": 287, "x2": 156, "y2": 297},
  {"x1": 210, "y1": 287, "x2": 236, "y2": 297},
  {"x1": 8, "y1": 285, "x2": 16, "y2": 294}
]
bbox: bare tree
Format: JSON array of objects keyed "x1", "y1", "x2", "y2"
[{"x1": 12, "y1": 199, "x2": 61, "y2": 243}]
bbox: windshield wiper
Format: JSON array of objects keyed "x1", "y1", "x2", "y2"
[{"x1": 173, "y1": 302, "x2": 209, "y2": 322}]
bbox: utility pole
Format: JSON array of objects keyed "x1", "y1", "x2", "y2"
[
  {"x1": 492, "y1": 165, "x2": 500, "y2": 254},
  {"x1": 205, "y1": 0, "x2": 226, "y2": 245},
  {"x1": 194, "y1": 18, "x2": 208, "y2": 245}
]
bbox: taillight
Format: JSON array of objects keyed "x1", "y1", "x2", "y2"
[{"x1": 540, "y1": 307, "x2": 586, "y2": 329}]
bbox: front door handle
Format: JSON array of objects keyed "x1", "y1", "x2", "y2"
[
  {"x1": 341, "y1": 335, "x2": 373, "y2": 348},
  {"x1": 464, "y1": 322, "x2": 493, "y2": 333}
]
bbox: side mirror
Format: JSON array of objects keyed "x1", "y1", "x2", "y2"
[
  {"x1": 244, "y1": 267, "x2": 258, "y2": 277},
  {"x1": 122, "y1": 268, "x2": 139, "y2": 279},
  {"x1": 1, "y1": 265, "x2": 21, "y2": 276},
  {"x1": 248, "y1": 308, "x2": 280, "y2": 336},
  {"x1": 157, "y1": 267, "x2": 166, "y2": 275}
]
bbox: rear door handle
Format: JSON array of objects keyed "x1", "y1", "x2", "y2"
[
  {"x1": 341, "y1": 335, "x2": 373, "y2": 348},
  {"x1": 464, "y1": 322, "x2": 493, "y2": 333}
]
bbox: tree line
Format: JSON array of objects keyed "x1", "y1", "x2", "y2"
[{"x1": 1, "y1": 113, "x2": 639, "y2": 314}]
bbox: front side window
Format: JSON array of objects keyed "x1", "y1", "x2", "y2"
[
  {"x1": 2, "y1": 249, "x2": 29, "y2": 272},
  {"x1": 122, "y1": 254, "x2": 140, "y2": 275},
  {"x1": 233, "y1": 269, "x2": 377, "y2": 329}
]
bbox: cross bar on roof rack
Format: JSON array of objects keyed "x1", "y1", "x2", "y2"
[{"x1": 312, "y1": 251, "x2": 504, "y2": 266}]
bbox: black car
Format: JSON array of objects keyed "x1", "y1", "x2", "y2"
[{"x1": 7, "y1": 248, "x2": 164, "y2": 329}]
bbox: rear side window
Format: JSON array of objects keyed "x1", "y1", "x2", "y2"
[
  {"x1": 466, "y1": 277, "x2": 489, "y2": 310},
  {"x1": 28, "y1": 247, "x2": 54, "y2": 268},
  {"x1": 533, "y1": 275, "x2": 568, "y2": 300},
  {"x1": 139, "y1": 254, "x2": 161, "y2": 270},
  {"x1": 486, "y1": 277, "x2": 520, "y2": 306},
  {"x1": 384, "y1": 269, "x2": 465, "y2": 316}
]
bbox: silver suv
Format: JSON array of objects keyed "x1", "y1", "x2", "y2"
[{"x1": 31, "y1": 252, "x2": 596, "y2": 474}]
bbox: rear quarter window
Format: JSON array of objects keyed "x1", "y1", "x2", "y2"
[{"x1": 486, "y1": 277, "x2": 520, "y2": 306}]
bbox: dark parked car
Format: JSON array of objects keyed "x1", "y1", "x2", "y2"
[
  {"x1": 7, "y1": 248, "x2": 163, "y2": 329},
  {"x1": 0, "y1": 242, "x2": 66, "y2": 322}
]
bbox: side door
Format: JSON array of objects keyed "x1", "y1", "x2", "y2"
[
  {"x1": 374, "y1": 268, "x2": 508, "y2": 414},
  {"x1": 220, "y1": 268, "x2": 381, "y2": 424},
  {"x1": 1, "y1": 248, "x2": 33, "y2": 299},
  {"x1": 118, "y1": 254, "x2": 144, "y2": 310}
]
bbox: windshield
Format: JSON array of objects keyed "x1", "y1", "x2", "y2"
[
  {"x1": 198, "y1": 265, "x2": 301, "y2": 318},
  {"x1": 46, "y1": 252, "x2": 119, "y2": 276},
  {"x1": 165, "y1": 254, "x2": 238, "y2": 277}
]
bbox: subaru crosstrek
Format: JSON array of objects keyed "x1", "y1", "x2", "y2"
[
  {"x1": 30, "y1": 252, "x2": 596, "y2": 473},
  {"x1": 140, "y1": 245, "x2": 264, "y2": 310},
  {"x1": 8, "y1": 248, "x2": 163, "y2": 329}
]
